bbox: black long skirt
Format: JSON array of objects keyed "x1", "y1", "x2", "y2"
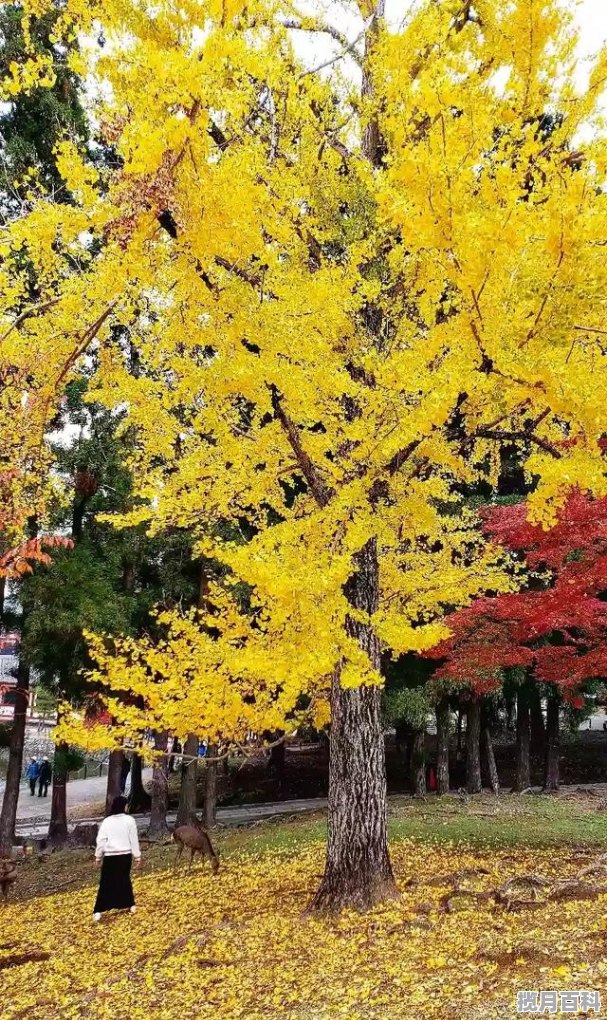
[{"x1": 94, "y1": 853, "x2": 135, "y2": 913}]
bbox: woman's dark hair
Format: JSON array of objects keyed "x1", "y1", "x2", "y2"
[{"x1": 109, "y1": 795, "x2": 128, "y2": 816}]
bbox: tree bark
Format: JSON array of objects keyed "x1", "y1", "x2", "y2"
[
  {"x1": 411, "y1": 730, "x2": 426, "y2": 798},
  {"x1": 482, "y1": 726, "x2": 499, "y2": 794},
  {"x1": 435, "y1": 698, "x2": 450, "y2": 795},
  {"x1": 544, "y1": 694, "x2": 560, "y2": 791},
  {"x1": 48, "y1": 740, "x2": 68, "y2": 846},
  {"x1": 105, "y1": 749, "x2": 124, "y2": 815},
  {"x1": 128, "y1": 752, "x2": 150, "y2": 813},
  {"x1": 530, "y1": 686, "x2": 545, "y2": 752},
  {"x1": 456, "y1": 707, "x2": 464, "y2": 755},
  {"x1": 466, "y1": 696, "x2": 482, "y2": 794},
  {"x1": 176, "y1": 733, "x2": 199, "y2": 827},
  {"x1": 269, "y1": 739, "x2": 286, "y2": 800},
  {"x1": 203, "y1": 744, "x2": 218, "y2": 830},
  {"x1": 0, "y1": 660, "x2": 29, "y2": 855},
  {"x1": 310, "y1": 538, "x2": 398, "y2": 913},
  {"x1": 147, "y1": 730, "x2": 169, "y2": 840},
  {"x1": 513, "y1": 686, "x2": 531, "y2": 792}
]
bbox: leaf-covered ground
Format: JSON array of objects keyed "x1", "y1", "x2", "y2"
[{"x1": 3, "y1": 800, "x2": 607, "y2": 1020}]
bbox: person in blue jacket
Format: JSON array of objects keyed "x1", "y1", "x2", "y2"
[{"x1": 25, "y1": 758, "x2": 40, "y2": 796}]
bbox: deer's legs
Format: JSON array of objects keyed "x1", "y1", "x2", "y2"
[{"x1": 174, "y1": 842, "x2": 184, "y2": 871}]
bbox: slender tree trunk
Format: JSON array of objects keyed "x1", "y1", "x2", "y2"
[
  {"x1": 204, "y1": 744, "x2": 218, "y2": 830},
  {"x1": 544, "y1": 694, "x2": 560, "y2": 791},
  {"x1": 310, "y1": 538, "x2": 397, "y2": 913},
  {"x1": 530, "y1": 687, "x2": 545, "y2": 752},
  {"x1": 105, "y1": 749, "x2": 124, "y2": 815},
  {"x1": 269, "y1": 739, "x2": 286, "y2": 800},
  {"x1": 456, "y1": 707, "x2": 464, "y2": 755},
  {"x1": 176, "y1": 733, "x2": 199, "y2": 826},
  {"x1": 0, "y1": 661, "x2": 29, "y2": 855},
  {"x1": 482, "y1": 726, "x2": 499, "y2": 794},
  {"x1": 513, "y1": 686, "x2": 531, "y2": 792},
  {"x1": 128, "y1": 752, "x2": 150, "y2": 813},
  {"x1": 466, "y1": 697, "x2": 482, "y2": 794},
  {"x1": 48, "y1": 740, "x2": 68, "y2": 846},
  {"x1": 435, "y1": 698, "x2": 450, "y2": 795},
  {"x1": 147, "y1": 730, "x2": 169, "y2": 840},
  {"x1": 411, "y1": 730, "x2": 426, "y2": 798}
]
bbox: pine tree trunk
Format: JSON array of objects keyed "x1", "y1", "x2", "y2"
[
  {"x1": 310, "y1": 538, "x2": 398, "y2": 913},
  {"x1": 0, "y1": 661, "x2": 29, "y2": 855},
  {"x1": 176, "y1": 733, "x2": 199, "y2": 826},
  {"x1": 482, "y1": 726, "x2": 499, "y2": 794},
  {"x1": 105, "y1": 749, "x2": 124, "y2": 815},
  {"x1": 128, "y1": 752, "x2": 150, "y2": 813},
  {"x1": 544, "y1": 695, "x2": 560, "y2": 791},
  {"x1": 530, "y1": 687, "x2": 545, "y2": 752},
  {"x1": 48, "y1": 741, "x2": 68, "y2": 846},
  {"x1": 411, "y1": 730, "x2": 426, "y2": 798},
  {"x1": 204, "y1": 745, "x2": 218, "y2": 830},
  {"x1": 436, "y1": 698, "x2": 450, "y2": 795},
  {"x1": 466, "y1": 697, "x2": 482, "y2": 794},
  {"x1": 147, "y1": 731, "x2": 169, "y2": 840},
  {"x1": 514, "y1": 687, "x2": 531, "y2": 792}
]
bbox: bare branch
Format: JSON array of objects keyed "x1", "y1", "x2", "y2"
[{"x1": 280, "y1": 17, "x2": 364, "y2": 66}]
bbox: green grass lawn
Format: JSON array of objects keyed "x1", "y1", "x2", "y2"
[{"x1": 12, "y1": 790, "x2": 607, "y2": 903}]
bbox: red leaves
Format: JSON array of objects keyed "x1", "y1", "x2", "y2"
[
  {"x1": 432, "y1": 490, "x2": 607, "y2": 695},
  {"x1": 0, "y1": 536, "x2": 73, "y2": 579}
]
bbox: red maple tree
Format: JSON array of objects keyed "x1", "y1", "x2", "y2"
[{"x1": 428, "y1": 491, "x2": 607, "y2": 701}]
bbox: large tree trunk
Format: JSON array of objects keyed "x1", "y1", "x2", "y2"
[
  {"x1": 310, "y1": 538, "x2": 397, "y2": 913},
  {"x1": 176, "y1": 733, "x2": 199, "y2": 827},
  {"x1": 530, "y1": 687, "x2": 545, "y2": 752},
  {"x1": 513, "y1": 687, "x2": 531, "y2": 792},
  {"x1": 147, "y1": 731, "x2": 169, "y2": 840},
  {"x1": 435, "y1": 698, "x2": 450, "y2": 795},
  {"x1": 0, "y1": 660, "x2": 29, "y2": 855},
  {"x1": 203, "y1": 744, "x2": 218, "y2": 830},
  {"x1": 105, "y1": 749, "x2": 124, "y2": 815},
  {"x1": 411, "y1": 730, "x2": 426, "y2": 798},
  {"x1": 48, "y1": 741, "x2": 69, "y2": 846},
  {"x1": 466, "y1": 696, "x2": 482, "y2": 793},
  {"x1": 544, "y1": 694, "x2": 560, "y2": 792},
  {"x1": 128, "y1": 752, "x2": 151, "y2": 813}
]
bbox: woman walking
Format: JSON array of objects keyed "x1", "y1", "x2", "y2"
[{"x1": 93, "y1": 795, "x2": 142, "y2": 921}]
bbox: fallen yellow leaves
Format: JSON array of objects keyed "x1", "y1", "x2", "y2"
[{"x1": 1, "y1": 839, "x2": 606, "y2": 1020}]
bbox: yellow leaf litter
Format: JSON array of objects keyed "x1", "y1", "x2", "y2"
[{"x1": 1, "y1": 840, "x2": 606, "y2": 1020}]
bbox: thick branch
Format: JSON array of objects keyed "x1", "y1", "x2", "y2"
[
  {"x1": 269, "y1": 385, "x2": 334, "y2": 508},
  {"x1": 473, "y1": 427, "x2": 562, "y2": 459}
]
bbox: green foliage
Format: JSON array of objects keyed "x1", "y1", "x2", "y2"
[
  {"x1": 0, "y1": 4, "x2": 88, "y2": 210},
  {"x1": 383, "y1": 686, "x2": 430, "y2": 730}
]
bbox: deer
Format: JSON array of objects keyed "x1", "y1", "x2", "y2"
[
  {"x1": 0, "y1": 859, "x2": 17, "y2": 903},
  {"x1": 173, "y1": 818, "x2": 219, "y2": 874}
]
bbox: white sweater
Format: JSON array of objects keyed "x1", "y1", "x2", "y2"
[{"x1": 95, "y1": 813, "x2": 141, "y2": 860}]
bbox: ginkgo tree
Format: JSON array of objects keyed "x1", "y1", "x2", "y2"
[{"x1": 4, "y1": 0, "x2": 607, "y2": 910}]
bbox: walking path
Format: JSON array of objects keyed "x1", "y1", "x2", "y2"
[{"x1": 9, "y1": 768, "x2": 607, "y2": 841}]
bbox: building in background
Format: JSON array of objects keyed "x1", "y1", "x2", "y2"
[{"x1": 0, "y1": 633, "x2": 55, "y2": 724}]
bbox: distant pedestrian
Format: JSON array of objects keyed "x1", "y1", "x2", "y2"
[
  {"x1": 38, "y1": 757, "x2": 52, "y2": 797},
  {"x1": 26, "y1": 758, "x2": 40, "y2": 796},
  {"x1": 120, "y1": 755, "x2": 131, "y2": 794},
  {"x1": 93, "y1": 795, "x2": 141, "y2": 922}
]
